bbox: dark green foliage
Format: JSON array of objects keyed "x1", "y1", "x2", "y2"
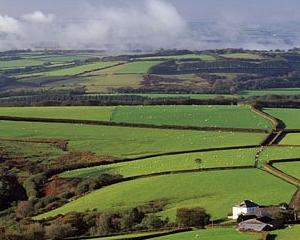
[
  {"x1": 140, "y1": 214, "x2": 167, "y2": 230},
  {"x1": 176, "y1": 207, "x2": 210, "y2": 228}
]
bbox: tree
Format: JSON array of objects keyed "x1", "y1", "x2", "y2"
[
  {"x1": 140, "y1": 214, "x2": 166, "y2": 230},
  {"x1": 176, "y1": 208, "x2": 210, "y2": 228}
]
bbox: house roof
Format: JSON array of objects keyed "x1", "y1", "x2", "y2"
[
  {"x1": 236, "y1": 200, "x2": 259, "y2": 208},
  {"x1": 238, "y1": 220, "x2": 271, "y2": 232}
]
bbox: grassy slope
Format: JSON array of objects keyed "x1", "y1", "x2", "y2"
[
  {"x1": 221, "y1": 53, "x2": 263, "y2": 60},
  {"x1": 260, "y1": 146, "x2": 300, "y2": 162},
  {"x1": 0, "y1": 106, "x2": 115, "y2": 121},
  {"x1": 0, "y1": 59, "x2": 46, "y2": 69},
  {"x1": 274, "y1": 161, "x2": 300, "y2": 180},
  {"x1": 272, "y1": 225, "x2": 300, "y2": 240},
  {"x1": 20, "y1": 61, "x2": 119, "y2": 77},
  {"x1": 112, "y1": 105, "x2": 273, "y2": 130},
  {"x1": 114, "y1": 61, "x2": 162, "y2": 74},
  {"x1": 60, "y1": 148, "x2": 258, "y2": 178},
  {"x1": 91, "y1": 231, "x2": 166, "y2": 240},
  {"x1": 35, "y1": 169, "x2": 296, "y2": 220},
  {"x1": 264, "y1": 108, "x2": 300, "y2": 129},
  {"x1": 153, "y1": 228, "x2": 261, "y2": 240},
  {"x1": 280, "y1": 134, "x2": 300, "y2": 145},
  {"x1": 0, "y1": 121, "x2": 265, "y2": 158},
  {"x1": 137, "y1": 54, "x2": 216, "y2": 61},
  {"x1": 240, "y1": 88, "x2": 300, "y2": 97}
]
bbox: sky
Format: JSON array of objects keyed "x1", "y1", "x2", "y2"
[{"x1": 0, "y1": 0, "x2": 300, "y2": 51}]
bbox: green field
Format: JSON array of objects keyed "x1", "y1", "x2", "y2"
[
  {"x1": 20, "y1": 61, "x2": 119, "y2": 78},
  {"x1": 60, "y1": 148, "x2": 257, "y2": 178},
  {"x1": 272, "y1": 225, "x2": 300, "y2": 240},
  {"x1": 0, "y1": 106, "x2": 115, "y2": 121},
  {"x1": 137, "y1": 54, "x2": 216, "y2": 61},
  {"x1": 0, "y1": 59, "x2": 46, "y2": 69},
  {"x1": 280, "y1": 134, "x2": 300, "y2": 145},
  {"x1": 260, "y1": 146, "x2": 300, "y2": 162},
  {"x1": 112, "y1": 105, "x2": 273, "y2": 130},
  {"x1": 152, "y1": 228, "x2": 261, "y2": 240},
  {"x1": 113, "y1": 61, "x2": 162, "y2": 74},
  {"x1": 240, "y1": 88, "x2": 300, "y2": 97},
  {"x1": 221, "y1": 53, "x2": 264, "y2": 60},
  {"x1": 264, "y1": 108, "x2": 300, "y2": 129},
  {"x1": 0, "y1": 121, "x2": 264, "y2": 158},
  {"x1": 274, "y1": 161, "x2": 300, "y2": 180},
  {"x1": 91, "y1": 231, "x2": 166, "y2": 240},
  {"x1": 35, "y1": 169, "x2": 296, "y2": 220}
]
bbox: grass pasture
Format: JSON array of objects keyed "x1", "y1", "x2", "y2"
[
  {"x1": 35, "y1": 169, "x2": 296, "y2": 220},
  {"x1": 221, "y1": 53, "x2": 264, "y2": 60},
  {"x1": 113, "y1": 61, "x2": 162, "y2": 74},
  {"x1": 152, "y1": 228, "x2": 262, "y2": 240},
  {"x1": 260, "y1": 146, "x2": 300, "y2": 162},
  {"x1": 0, "y1": 59, "x2": 46, "y2": 69},
  {"x1": 264, "y1": 108, "x2": 300, "y2": 129},
  {"x1": 60, "y1": 148, "x2": 258, "y2": 178},
  {"x1": 273, "y1": 161, "x2": 300, "y2": 180},
  {"x1": 136, "y1": 54, "x2": 216, "y2": 61},
  {"x1": 0, "y1": 106, "x2": 115, "y2": 121},
  {"x1": 272, "y1": 225, "x2": 300, "y2": 240},
  {"x1": 279, "y1": 134, "x2": 300, "y2": 145},
  {"x1": 111, "y1": 105, "x2": 273, "y2": 130},
  {"x1": 0, "y1": 121, "x2": 265, "y2": 158}
]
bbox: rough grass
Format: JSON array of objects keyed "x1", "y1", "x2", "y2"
[
  {"x1": 221, "y1": 53, "x2": 264, "y2": 60},
  {"x1": 34, "y1": 169, "x2": 296, "y2": 220},
  {"x1": 279, "y1": 134, "x2": 300, "y2": 145},
  {"x1": 240, "y1": 88, "x2": 300, "y2": 97},
  {"x1": 264, "y1": 108, "x2": 300, "y2": 129},
  {"x1": 112, "y1": 105, "x2": 273, "y2": 130},
  {"x1": 0, "y1": 121, "x2": 265, "y2": 158},
  {"x1": 90, "y1": 231, "x2": 166, "y2": 240},
  {"x1": 152, "y1": 228, "x2": 262, "y2": 240},
  {"x1": 60, "y1": 148, "x2": 258, "y2": 178},
  {"x1": 0, "y1": 106, "x2": 115, "y2": 121}
]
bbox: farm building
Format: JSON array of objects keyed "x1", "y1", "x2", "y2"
[
  {"x1": 238, "y1": 216, "x2": 283, "y2": 232},
  {"x1": 232, "y1": 200, "x2": 259, "y2": 219}
]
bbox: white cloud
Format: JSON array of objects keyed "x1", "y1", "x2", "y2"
[
  {"x1": 22, "y1": 11, "x2": 55, "y2": 24},
  {"x1": 0, "y1": 14, "x2": 20, "y2": 34}
]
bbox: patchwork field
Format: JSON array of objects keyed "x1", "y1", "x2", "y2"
[
  {"x1": 260, "y1": 146, "x2": 300, "y2": 162},
  {"x1": 113, "y1": 61, "x2": 162, "y2": 74},
  {"x1": 264, "y1": 108, "x2": 300, "y2": 129},
  {"x1": 137, "y1": 54, "x2": 216, "y2": 61},
  {"x1": 0, "y1": 59, "x2": 46, "y2": 69},
  {"x1": 0, "y1": 121, "x2": 264, "y2": 158},
  {"x1": 60, "y1": 148, "x2": 258, "y2": 178},
  {"x1": 35, "y1": 169, "x2": 296, "y2": 220},
  {"x1": 221, "y1": 53, "x2": 264, "y2": 60}
]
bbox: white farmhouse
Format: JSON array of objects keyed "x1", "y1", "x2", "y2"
[{"x1": 232, "y1": 200, "x2": 259, "y2": 219}]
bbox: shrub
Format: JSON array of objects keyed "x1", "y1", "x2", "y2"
[
  {"x1": 140, "y1": 214, "x2": 167, "y2": 230},
  {"x1": 16, "y1": 201, "x2": 34, "y2": 219},
  {"x1": 22, "y1": 223, "x2": 45, "y2": 240},
  {"x1": 45, "y1": 223, "x2": 75, "y2": 240},
  {"x1": 176, "y1": 207, "x2": 210, "y2": 228}
]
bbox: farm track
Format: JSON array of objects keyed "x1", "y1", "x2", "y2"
[{"x1": 0, "y1": 115, "x2": 269, "y2": 133}]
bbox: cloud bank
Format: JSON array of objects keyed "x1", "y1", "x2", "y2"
[{"x1": 0, "y1": 0, "x2": 196, "y2": 51}]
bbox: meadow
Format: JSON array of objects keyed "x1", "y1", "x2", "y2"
[
  {"x1": 113, "y1": 61, "x2": 162, "y2": 74},
  {"x1": 279, "y1": 134, "x2": 300, "y2": 145},
  {"x1": 0, "y1": 59, "x2": 46, "y2": 69},
  {"x1": 240, "y1": 88, "x2": 300, "y2": 97},
  {"x1": 60, "y1": 147, "x2": 258, "y2": 178},
  {"x1": 264, "y1": 108, "x2": 300, "y2": 129},
  {"x1": 0, "y1": 121, "x2": 265, "y2": 158},
  {"x1": 112, "y1": 105, "x2": 273, "y2": 130},
  {"x1": 35, "y1": 169, "x2": 296, "y2": 220}
]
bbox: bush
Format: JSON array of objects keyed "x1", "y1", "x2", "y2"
[
  {"x1": 176, "y1": 207, "x2": 210, "y2": 228},
  {"x1": 22, "y1": 223, "x2": 45, "y2": 240},
  {"x1": 16, "y1": 201, "x2": 34, "y2": 219},
  {"x1": 45, "y1": 223, "x2": 75, "y2": 240},
  {"x1": 140, "y1": 214, "x2": 167, "y2": 230}
]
